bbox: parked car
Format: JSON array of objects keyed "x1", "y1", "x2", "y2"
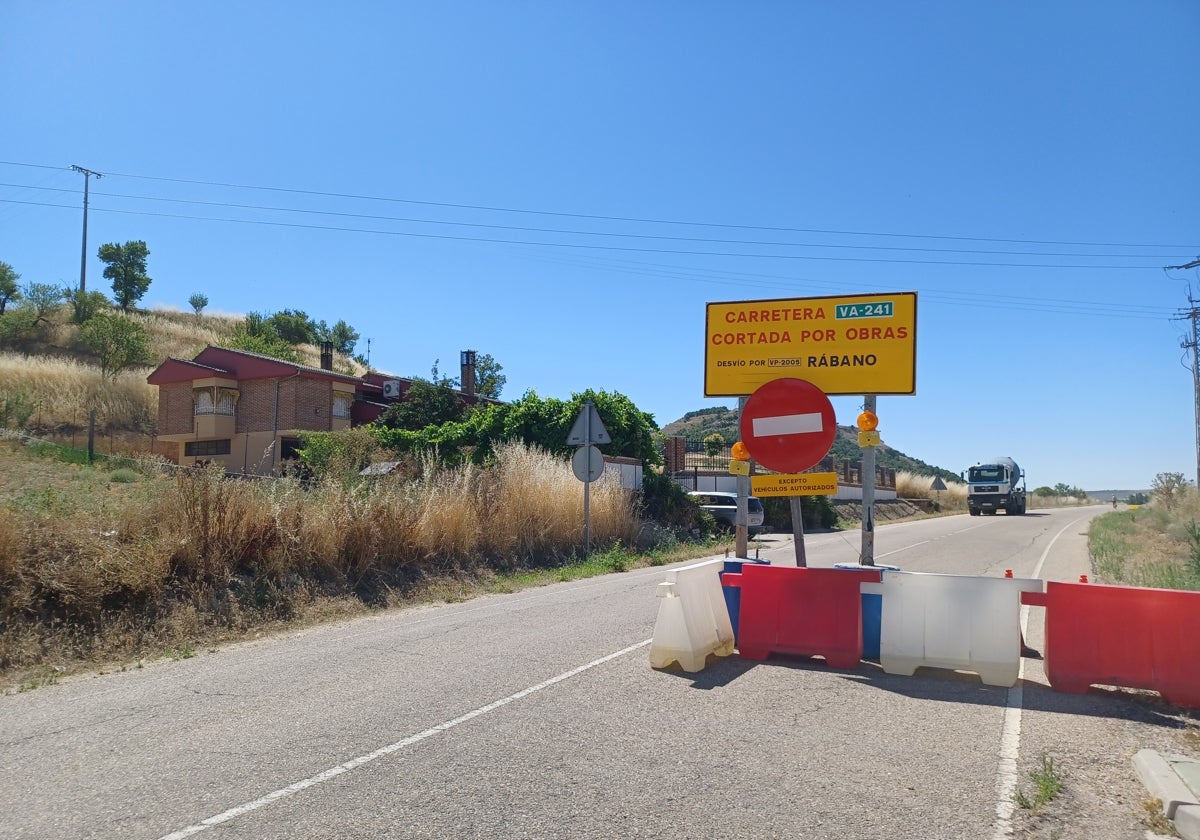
[{"x1": 688, "y1": 491, "x2": 766, "y2": 534}]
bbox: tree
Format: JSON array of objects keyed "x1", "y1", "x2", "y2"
[
  {"x1": 578, "y1": 389, "x2": 661, "y2": 465},
  {"x1": 316, "y1": 319, "x2": 360, "y2": 355},
  {"x1": 0, "y1": 261, "x2": 20, "y2": 315},
  {"x1": 371, "y1": 387, "x2": 662, "y2": 468},
  {"x1": 79, "y1": 314, "x2": 151, "y2": 379},
  {"x1": 266, "y1": 309, "x2": 317, "y2": 344},
  {"x1": 428, "y1": 358, "x2": 455, "y2": 387},
  {"x1": 98, "y1": 240, "x2": 152, "y2": 312},
  {"x1": 1151, "y1": 472, "x2": 1188, "y2": 508},
  {"x1": 482, "y1": 389, "x2": 660, "y2": 465},
  {"x1": 189, "y1": 292, "x2": 209, "y2": 319},
  {"x1": 703, "y1": 433, "x2": 725, "y2": 458},
  {"x1": 67, "y1": 286, "x2": 111, "y2": 324},
  {"x1": 474, "y1": 352, "x2": 506, "y2": 399},
  {"x1": 377, "y1": 379, "x2": 466, "y2": 430},
  {"x1": 230, "y1": 312, "x2": 298, "y2": 361},
  {"x1": 21, "y1": 282, "x2": 64, "y2": 326}
]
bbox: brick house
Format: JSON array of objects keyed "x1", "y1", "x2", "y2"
[{"x1": 147, "y1": 345, "x2": 491, "y2": 475}]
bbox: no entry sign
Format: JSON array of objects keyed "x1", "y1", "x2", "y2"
[{"x1": 739, "y1": 378, "x2": 837, "y2": 473}]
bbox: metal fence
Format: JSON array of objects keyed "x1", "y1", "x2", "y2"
[{"x1": 663, "y1": 435, "x2": 896, "y2": 490}]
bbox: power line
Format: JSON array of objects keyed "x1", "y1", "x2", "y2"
[
  {"x1": 0, "y1": 197, "x2": 1178, "y2": 271},
  {"x1": 0, "y1": 181, "x2": 1187, "y2": 261},
  {"x1": 519, "y1": 250, "x2": 1174, "y2": 320},
  {"x1": 0, "y1": 159, "x2": 1195, "y2": 251}
]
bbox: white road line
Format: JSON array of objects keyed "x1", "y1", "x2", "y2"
[
  {"x1": 156, "y1": 639, "x2": 652, "y2": 840},
  {"x1": 751, "y1": 412, "x2": 823, "y2": 437},
  {"x1": 991, "y1": 514, "x2": 1090, "y2": 839}
]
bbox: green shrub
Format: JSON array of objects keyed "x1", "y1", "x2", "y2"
[
  {"x1": 760, "y1": 494, "x2": 837, "y2": 531},
  {"x1": 0, "y1": 384, "x2": 37, "y2": 429},
  {"x1": 109, "y1": 468, "x2": 139, "y2": 483},
  {"x1": 639, "y1": 469, "x2": 709, "y2": 534}
]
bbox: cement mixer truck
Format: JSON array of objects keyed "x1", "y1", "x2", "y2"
[{"x1": 966, "y1": 457, "x2": 1026, "y2": 516}]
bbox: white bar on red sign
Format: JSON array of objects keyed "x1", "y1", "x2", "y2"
[{"x1": 751, "y1": 412, "x2": 824, "y2": 437}]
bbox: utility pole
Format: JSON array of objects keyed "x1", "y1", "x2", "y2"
[
  {"x1": 70, "y1": 164, "x2": 103, "y2": 293},
  {"x1": 1174, "y1": 294, "x2": 1200, "y2": 487}
]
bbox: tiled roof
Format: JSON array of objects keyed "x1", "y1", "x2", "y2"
[{"x1": 195, "y1": 345, "x2": 367, "y2": 384}]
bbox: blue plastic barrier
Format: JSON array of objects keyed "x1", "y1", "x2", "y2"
[{"x1": 721, "y1": 559, "x2": 768, "y2": 645}]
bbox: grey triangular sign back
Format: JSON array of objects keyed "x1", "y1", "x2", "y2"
[{"x1": 567, "y1": 402, "x2": 611, "y2": 445}]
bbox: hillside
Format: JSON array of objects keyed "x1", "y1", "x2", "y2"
[
  {"x1": 661, "y1": 406, "x2": 962, "y2": 482},
  {"x1": 0, "y1": 305, "x2": 366, "y2": 439}
]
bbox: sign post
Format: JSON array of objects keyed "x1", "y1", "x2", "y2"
[
  {"x1": 735, "y1": 397, "x2": 749, "y2": 558},
  {"x1": 860, "y1": 395, "x2": 877, "y2": 566},
  {"x1": 567, "y1": 401, "x2": 611, "y2": 555}
]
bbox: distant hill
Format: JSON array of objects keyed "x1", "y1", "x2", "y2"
[{"x1": 661, "y1": 406, "x2": 962, "y2": 482}]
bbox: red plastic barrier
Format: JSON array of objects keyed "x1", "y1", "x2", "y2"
[
  {"x1": 1023, "y1": 581, "x2": 1200, "y2": 708},
  {"x1": 736, "y1": 564, "x2": 883, "y2": 669}
]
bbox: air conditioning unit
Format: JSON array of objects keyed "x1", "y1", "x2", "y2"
[{"x1": 382, "y1": 380, "x2": 401, "y2": 399}]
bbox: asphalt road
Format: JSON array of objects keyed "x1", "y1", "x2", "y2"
[{"x1": 2, "y1": 505, "x2": 1195, "y2": 839}]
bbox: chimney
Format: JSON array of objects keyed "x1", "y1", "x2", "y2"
[
  {"x1": 320, "y1": 341, "x2": 334, "y2": 371},
  {"x1": 460, "y1": 349, "x2": 477, "y2": 397}
]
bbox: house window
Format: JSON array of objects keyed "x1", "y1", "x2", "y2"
[
  {"x1": 216, "y1": 388, "x2": 238, "y2": 415},
  {"x1": 194, "y1": 387, "x2": 238, "y2": 415},
  {"x1": 185, "y1": 439, "x2": 231, "y2": 457},
  {"x1": 332, "y1": 393, "x2": 351, "y2": 419},
  {"x1": 193, "y1": 388, "x2": 215, "y2": 415}
]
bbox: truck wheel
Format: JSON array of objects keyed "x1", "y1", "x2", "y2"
[{"x1": 969, "y1": 509, "x2": 980, "y2": 516}]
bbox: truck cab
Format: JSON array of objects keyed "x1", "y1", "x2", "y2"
[{"x1": 967, "y1": 458, "x2": 1027, "y2": 516}]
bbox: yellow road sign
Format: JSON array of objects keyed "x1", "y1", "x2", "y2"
[
  {"x1": 705, "y1": 292, "x2": 917, "y2": 396},
  {"x1": 728, "y1": 459, "x2": 750, "y2": 476},
  {"x1": 751, "y1": 471, "x2": 839, "y2": 497},
  {"x1": 858, "y1": 430, "x2": 881, "y2": 447}
]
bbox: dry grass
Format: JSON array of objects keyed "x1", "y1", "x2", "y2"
[
  {"x1": 0, "y1": 352, "x2": 158, "y2": 431},
  {"x1": 1089, "y1": 488, "x2": 1200, "y2": 589},
  {"x1": 137, "y1": 307, "x2": 241, "y2": 361},
  {"x1": 0, "y1": 438, "x2": 642, "y2": 685},
  {"x1": 896, "y1": 470, "x2": 967, "y2": 507}
]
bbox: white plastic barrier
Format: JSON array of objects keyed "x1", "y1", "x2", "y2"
[
  {"x1": 861, "y1": 571, "x2": 1043, "y2": 687},
  {"x1": 649, "y1": 558, "x2": 735, "y2": 672}
]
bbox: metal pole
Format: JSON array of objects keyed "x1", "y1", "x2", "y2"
[
  {"x1": 861, "y1": 395, "x2": 877, "y2": 566},
  {"x1": 583, "y1": 402, "x2": 591, "y2": 555},
  {"x1": 735, "y1": 396, "x2": 748, "y2": 559}
]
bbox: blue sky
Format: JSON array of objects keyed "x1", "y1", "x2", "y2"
[{"x1": 2, "y1": 2, "x2": 1197, "y2": 490}]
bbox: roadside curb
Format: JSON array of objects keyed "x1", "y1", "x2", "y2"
[{"x1": 1134, "y1": 749, "x2": 1200, "y2": 840}]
